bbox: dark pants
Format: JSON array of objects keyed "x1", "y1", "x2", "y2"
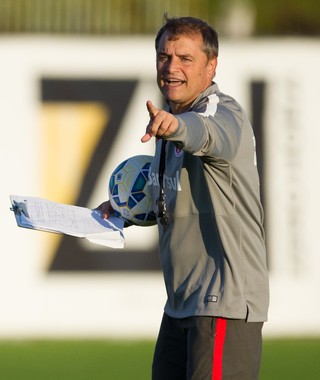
[{"x1": 152, "y1": 313, "x2": 263, "y2": 380}]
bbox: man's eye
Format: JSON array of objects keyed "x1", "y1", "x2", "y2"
[{"x1": 158, "y1": 55, "x2": 168, "y2": 62}]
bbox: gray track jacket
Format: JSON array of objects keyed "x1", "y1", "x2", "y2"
[{"x1": 148, "y1": 83, "x2": 269, "y2": 322}]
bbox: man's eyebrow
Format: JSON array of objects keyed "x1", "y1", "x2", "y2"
[
  {"x1": 157, "y1": 51, "x2": 193, "y2": 58},
  {"x1": 178, "y1": 53, "x2": 193, "y2": 58}
]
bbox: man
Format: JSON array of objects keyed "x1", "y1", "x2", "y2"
[{"x1": 101, "y1": 15, "x2": 269, "y2": 380}]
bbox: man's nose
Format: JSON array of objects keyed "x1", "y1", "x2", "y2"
[{"x1": 165, "y1": 57, "x2": 179, "y2": 72}]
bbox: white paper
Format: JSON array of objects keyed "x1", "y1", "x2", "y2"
[{"x1": 9, "y1": 195, "x2": 125, "y2": 249}]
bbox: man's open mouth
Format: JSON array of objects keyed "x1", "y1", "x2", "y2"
[{"x1": 164, "y1": 78, "x2": 185, "y2": 86}]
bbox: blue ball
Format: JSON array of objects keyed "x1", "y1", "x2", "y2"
[{"x1": 108, "y1": 155, "x2": 156, "y2": 226}]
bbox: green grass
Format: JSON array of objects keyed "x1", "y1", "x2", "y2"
[
  {"x1": 260, "y1": 338, "x2": 320, "y2": 380},
  {"x1": 0, "y1": 340, "x2": 154, "y2": 380},
  {"x1": 0, "y1": 338, "x2": 319, "y2": 379}
]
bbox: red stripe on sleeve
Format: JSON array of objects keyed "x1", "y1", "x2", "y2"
[{"x1": 212, "y1": 318, "x2": 227, "y2": 380}]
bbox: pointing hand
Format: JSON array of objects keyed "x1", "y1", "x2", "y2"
[{"x1": 141, "y1": 100, "x2": 179, "y2": 143}]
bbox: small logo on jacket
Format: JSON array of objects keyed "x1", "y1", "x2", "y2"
[
  {"x1": 174, "y1": 146, "x2": 183, "y2": 158},
  {"x1": 206, "y1": 295, "x2": 218, "y2": 303}
]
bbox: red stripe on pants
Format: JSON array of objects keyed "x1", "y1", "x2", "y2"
[{"x1": 212, "y1": 318, "x2": 227, "y2": 380}]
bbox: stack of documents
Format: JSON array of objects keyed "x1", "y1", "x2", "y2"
[{"x1": 9, "y1": 195, "x2": 125, "y2": 249}]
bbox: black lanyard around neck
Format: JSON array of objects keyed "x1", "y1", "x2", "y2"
[{"x1": 157, "y1": 139, "x2": 168, "y2": 229}]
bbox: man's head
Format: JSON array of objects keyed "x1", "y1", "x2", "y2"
[
  {"x1": 155, "y1": 16, "x2": 219, "y2": 114},
  {"x1": 155, "y1": 16, "x2": 219, "y2": 61}
]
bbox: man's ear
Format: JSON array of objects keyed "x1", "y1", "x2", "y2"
[{"x1": 208, "y1": 57, "x2": 218, "y2": 78}]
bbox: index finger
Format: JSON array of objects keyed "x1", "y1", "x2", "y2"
[{"x1": 146, "y1": 100, "x2": 157, "y2": 118}]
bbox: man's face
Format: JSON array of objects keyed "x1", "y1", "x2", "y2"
[{"x1": 156, "y1": 32, "x2": 217, "y2": 114}]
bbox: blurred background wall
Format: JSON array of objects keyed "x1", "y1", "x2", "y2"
[
  {"x1": 1, "y1": 0, "x2": 319, "y2": 36},
  {"x1": 1, "y1": 0, "x2": 320, "y2": 339}
]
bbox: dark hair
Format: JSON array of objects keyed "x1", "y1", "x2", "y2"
[{"x1": 155, "y1": 15, "x2": 219, "y2": 60}]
